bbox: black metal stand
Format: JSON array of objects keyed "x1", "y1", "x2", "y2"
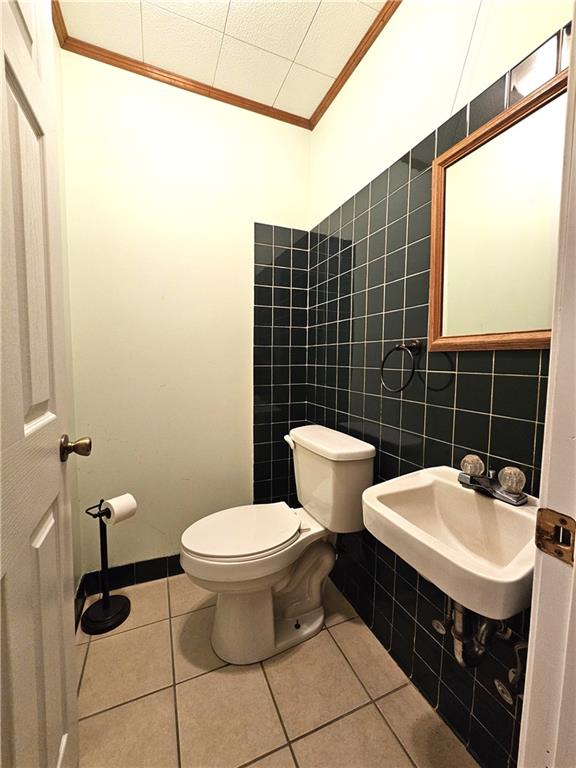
[{"x1": 81, "y1": 500, "x2": 131, "y2": 635}]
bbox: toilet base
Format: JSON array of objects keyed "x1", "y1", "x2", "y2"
[
  {"x1": 210, "y1": 540, "x2": 335, "y2": 664},
  {"x1": 273, "y1": 608, "x2": 325, "y2": 655},
  {"x1": 212, "y1": 594, "x2": 325, "y2": 665}
]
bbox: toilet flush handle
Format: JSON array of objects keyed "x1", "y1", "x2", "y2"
[{"x1": 284, "y1": 434, "x2": 295, "y2": 450}]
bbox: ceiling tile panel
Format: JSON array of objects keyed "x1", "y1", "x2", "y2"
[
  {"x1": 61, "y1": 1, "x2": 143, "y2": 60},
  {"x1": 274, "y1": 63, "x2": 333, "y2": 116},
  {"x1": 361, "y1": 1, "x2": 387, "y2": 10},
  {"x1": 225, "y1": 0, "x2": 319, "y2": 60},
  {"x1": 145, "y1": 0, "x2": 230, "y2": 32},
  {"x1": 214, "y1": 36, "x2": 291, "y2": 104},
  {"x1": 142, "y1": 2, "x2": 223, "y2": 83},
  {"x1": 59, "y1": 0, "x2": 387, "y2": 120},
  {"x1": 295, "y1": 0, "x2": 377, "y2": 77}
]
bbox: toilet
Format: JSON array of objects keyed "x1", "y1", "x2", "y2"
[{"x1": 180, "y1": 425, "x2": 375, "y2": 664}]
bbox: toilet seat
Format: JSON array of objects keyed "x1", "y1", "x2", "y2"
[
  {"x1": 181, "y1": 502, "x2": 301, "y2": 562},
  {"x1": 181, "y1": 505, "x2": 326, "y2": 584}
]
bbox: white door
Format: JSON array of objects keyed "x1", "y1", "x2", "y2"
[
  {"x1": 1, "y1": 1, "x2": 79, "y2": 767},
  {"x1": 519, "y1": 4, "x2": 576, "y2": 767}
]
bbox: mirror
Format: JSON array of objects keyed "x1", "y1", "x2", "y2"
[{"x1": 429, "y1": 71, "x2": 567, "y2": 351}]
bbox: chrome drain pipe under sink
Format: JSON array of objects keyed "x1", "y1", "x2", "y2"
[
  {"x1": 432, "y1": 599, "x2": 529, "y2": 706},
  {"x1": 451, "y1": 601, "x2": 501, "y2": 667},
  {"x1": 433, "y1": 598, "x2": 503, "y2": 668}
]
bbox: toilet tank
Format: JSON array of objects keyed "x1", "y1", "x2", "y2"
[{"x1": 288, "y1": 425, "x2": 375, "y2": 533}]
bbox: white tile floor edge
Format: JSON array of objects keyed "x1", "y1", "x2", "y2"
[{"x1": 76, "y1": 578, "x2": 478, "y2": 768}]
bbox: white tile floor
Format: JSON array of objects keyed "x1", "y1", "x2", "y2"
[{"x1": 76, "y1": 575, "x2": 478, "y2": 768}]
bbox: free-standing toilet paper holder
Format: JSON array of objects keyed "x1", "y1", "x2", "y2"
[{"x1": 80, "y1": 500, "x2": 131, "y2": 635}]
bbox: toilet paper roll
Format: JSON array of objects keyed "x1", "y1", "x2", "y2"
[{"x1": 102, "y1": 493, "x2": 137, "y2": 525}]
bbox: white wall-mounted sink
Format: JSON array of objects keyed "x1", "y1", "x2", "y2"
[{"x1": 362, "y1": 466, "x2": 538, "y2": 620}]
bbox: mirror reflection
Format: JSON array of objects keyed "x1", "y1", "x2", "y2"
[{"x1": 442, "y1": 92, "x2": 566, "y2": 338}]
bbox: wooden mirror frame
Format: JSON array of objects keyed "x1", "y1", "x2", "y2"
[{"x1": 428, "y1": 69, "x2": 568, "y2": 351}]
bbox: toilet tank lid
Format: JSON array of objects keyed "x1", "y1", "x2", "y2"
[{"x1": 289, "y1": 425, "x2": 376, "y2": 461}]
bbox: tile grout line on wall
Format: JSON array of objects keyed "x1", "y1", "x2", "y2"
[
  {"x1": 486, "y1": 350, "x2": 496, "y2": 473},
  {"x1": 531, "y1": 350, "x2": 544, "y2": 490}
]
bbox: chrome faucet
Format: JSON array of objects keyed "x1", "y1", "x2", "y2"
[{"x1": 458, "y1": 455, "x2": 528, "y2": 506}]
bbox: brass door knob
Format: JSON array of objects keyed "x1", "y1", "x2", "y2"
[{"x1": 60, "y1": 434, "x2": 92, "y2": 462}]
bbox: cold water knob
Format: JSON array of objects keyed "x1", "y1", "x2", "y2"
[{"x1": 498, "y1": 466, "x2": 526, "y2": 495}]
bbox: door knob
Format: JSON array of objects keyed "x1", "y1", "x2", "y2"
[{"x1": 60, "y1": 434, "x2": 92, "y2": 462}]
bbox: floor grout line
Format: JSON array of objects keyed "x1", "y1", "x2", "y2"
[
  {"x1": 80, "y1": 661, "x2": 233, "y2": 722},
  {"x1": 260, "y1": 661, "x2": 300, "y2": 768},
  {"x1": 373, "y1": 681, "x2": 411, "y2": 702},
  {"x1": 238, "y1": 744, "x2": 293, "y2": 768},
  {"x1": 288, "y1": 700, "x2": 373, "y2": 746},
  {"x1": 83, "y1": 591, "x2": 216, "y2": 644},
  {"x1": 166, "y1": 579, "x2": 183, "y2": 768},
  {"x1": 376, "y1": 706, "x2": 418, "y2": 768},
  {"x1": 76, "y1": 583, "x2": 461, "y2": 767},
  {"x1": 175, "y1": 659, "x2": 229, "y2": 688},
  {"x1": 325, "y1": 626, "x2": 375, "y2": 702},
  {"x1": 170, "y1": 602, "x2": 218, "y2": 620},
  {"x1": 323, "y1": 612, "x2": 358, "y2": 630},
  {"x1": 88, "y1": 614, "x2": 171, "y2": 642},
  {"x1": 78, "y1": 684, "x2": 175, "y2": 722},
  {"x1": 170, "y1": 599, "x2": 218, "y2": 620},
  {"x1": 326, "y1": 617, "x2": 427, "y2": 768},
  {"x1": 253, "y1": 622, "x2": 418, "y2": 756},
  {"x1": 76, "y1": 642, "x2": 89, "y2": 696}
]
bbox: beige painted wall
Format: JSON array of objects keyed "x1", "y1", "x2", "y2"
[
  {"x1": 308, "y1": 0, "x2": 573, "y2": 225},
  {"x1": 62, "y1": 0, "x2": 571, "y2": 574},
  {"x1": 61, "y1": 53, "x2": 310, "y2": 570}
]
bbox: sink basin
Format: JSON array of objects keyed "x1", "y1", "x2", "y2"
[{"x1": 362, "y1": 466, "x2": 538, "y2": 620}]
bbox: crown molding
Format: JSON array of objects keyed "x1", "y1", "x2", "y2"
[
  {"x1": 60, "y1": 35, "x2": 312, "y2": 128},
  {"x1": 51, "y1": 0, "x2": 402, "y2": 131}
]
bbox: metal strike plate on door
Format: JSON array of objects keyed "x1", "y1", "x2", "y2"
[{"x1": 535, "y1": 507, "x2": 575, "y2": 566}]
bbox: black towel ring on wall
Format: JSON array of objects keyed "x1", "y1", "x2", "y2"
[{"x1": 380, "y1": 340, "x2": 423, "y2": 393}]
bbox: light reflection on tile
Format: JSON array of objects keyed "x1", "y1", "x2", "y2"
[
  {"x1": 561, "y1": 23, "x2": 572, "y2": 70},
  {"x1": 509, "y1": 36, "x2": 558, "y2": 105}
]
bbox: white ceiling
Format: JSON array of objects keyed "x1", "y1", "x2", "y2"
[{"x1": 60, "y1": 1, "x2": 386, "y2": 118}]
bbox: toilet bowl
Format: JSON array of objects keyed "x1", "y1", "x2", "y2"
[{"x1": 180, "y1": 425, "x2": 375, "y2": 664}]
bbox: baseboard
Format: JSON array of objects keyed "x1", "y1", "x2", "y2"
[{"x1": 74, "y1": 553, "x2": 184, "y2": 630}]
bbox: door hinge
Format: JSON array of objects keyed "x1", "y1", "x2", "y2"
[{"x1": 535, "y1": 508, "x2": 575, "y2": 566}]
